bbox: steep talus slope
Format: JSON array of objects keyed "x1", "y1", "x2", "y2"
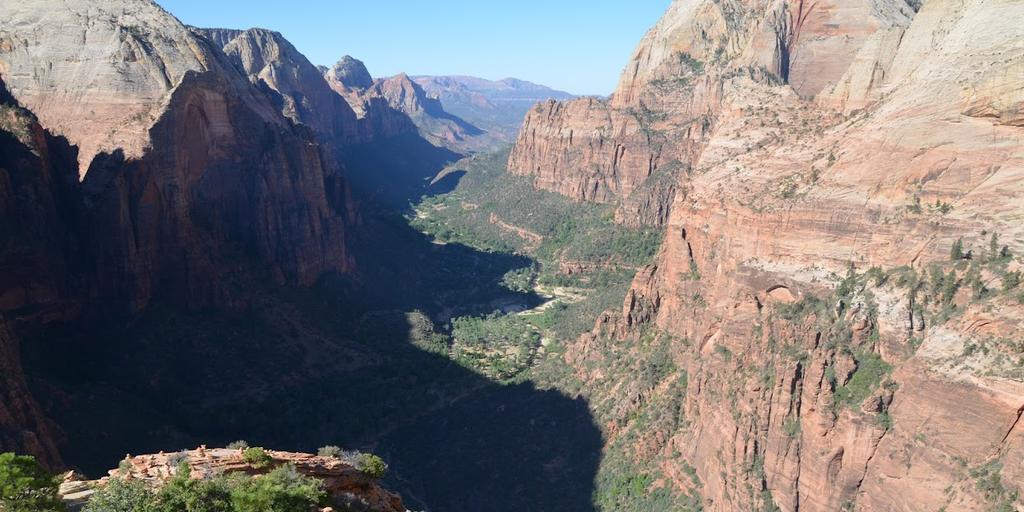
[
  {"x1": 509, "y1": 0, "x2": 912, "y2": 227},
  {"x1": 0, "y1": 0, "x2": 357, "y2": 465},
  {"x1": 511, "y1": 0, "x2": 1024, "y2": 511}
]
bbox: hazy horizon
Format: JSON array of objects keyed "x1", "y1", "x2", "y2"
[{"x1": 154, "y1": 0, "x2": 671, "y2": 96}]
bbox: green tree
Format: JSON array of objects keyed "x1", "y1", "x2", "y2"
[
  {"x1": 941, "y1": 270, "x2": 961, "y2": 305},
  {"x1": 154, "y1": 464, "x2": 232, "y2": 512},
  {"x1": 84, "y1": 477, "x2": 155, "y2": 512},
  {"x1": 0, "y1": 452, "x2": 65, "y2": 512},
  {"x1": 242, "y1": 447, "x2": 273, "y2": 469},
  {"x1": 950, "y1": 237, "x2": 964, "y2": 261},
  {"x1": 355, "y1": 454, "x2": 387, "y2": 480},
  {"x1": 1002, "y1": 271, "x2": 1022, "y2": 293},
  {"x1": 317, "y1": 445, "x2": 343, "y2": 458},
  {"x1": 229, "y1": 464, "x2": 327, "y2": 512}
]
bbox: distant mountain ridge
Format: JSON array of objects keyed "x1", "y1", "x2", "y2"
[
  {"x1": 409, "y1": 75, "x2": 576, "y2": 149},
  {"x1": 320, "y1": 58, "x2": 575, "y2": 154}
]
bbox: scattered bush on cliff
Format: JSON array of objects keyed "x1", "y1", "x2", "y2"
[
  {"x1": 317, "y1": 445, "x2": 343, "y2": 458},
  {"x1": 83, "y1": 477, "x2": 155, "y2": 512},
  {"x1": 226, "y1": 440, "x2": 249, "y2": 450},
  {"x1": 950, "y1": 237, "x2": 964, "y2": 261},
  {"x1": 90, "y1": 462, "x2": 327, "y2": 512},
  {"x1": 834, "y1": 351, "x2": 893, "y2": 408},
  {"x1": 1002, "y1": 271, "x2": 1021, "y2": 293},
  {"x1": 228, "y1": 464, "x2": 327, "y2": 512},
  {"x1": 156, "y1": 463, "x2": 232, "y2": 512},
  {"x1": 355, "y1": 454, "x2": 387, "y2": 480},
  {"x1": 0, "y1": 453, "x2": 65, "y2": 512},
  {"x1": 242, "y1": 447, "x2": 273, "y2": 469}
]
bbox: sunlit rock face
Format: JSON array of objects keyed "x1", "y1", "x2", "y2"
[{"x1": 512, "y1": 0, "x2": 1024, "y2": 510}]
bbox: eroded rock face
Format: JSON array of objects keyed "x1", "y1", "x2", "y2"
[
  {"x1": 325, "y1": 55, "x2": 375, "y2": 92},
  {"x1": 324, "y1": 57, "x2": 510, "y2": 154},
  {"x1": 0, "y1": 0, "x2": 357, "y2": 465},
  {"x1": 324, "y1": 57, "x2": 419, "y2": 142},
  {"x1": 508, "y1": 0, "x2": 912, "y2": 227},
  {"x1": 200, "y1": 28, "x2": 364, "y2": 146},
  {"x1": 520, "y1": 0, "x2": 1024, "y2": 510},
  {"x1": 0, "y1": 0, "x2": 354, "y2": 313}
]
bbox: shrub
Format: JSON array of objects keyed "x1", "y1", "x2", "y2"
[
  {"x1": 0, "y1": 452, "x2": 65, "y2": 512},
  {"x1": 317, "y1": 445, "x2": 343, "y2": 458},
  {"x1": 84, "y1": 477, "x2": 155, "y2": 512},
  {"x1": 834, "y1": 352, "x2": 893, "y2": 408},
  {"x1": 229, "y1": 464, "x2": 327, "y2": 512},
  {"x1": 226, "y1": 440, "x2": 249, "y2": 450},
  {"x1": 242, "y1": 447, "x2": 273, "y2": 469},
  {"x1": 1002, "y1": 271, "x2": 1021, "y2": 293},
  {"x1": 168, "y1": 450, "x2": 190, "y2": 468},
  {"x1": 355, "y1": 453, "x2": 387, "y2": 480},
  {"x1": 155, "y1": 464, "x2": 232, "y2": 512}
]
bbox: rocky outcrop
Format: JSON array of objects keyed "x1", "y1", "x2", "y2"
[
  {"x1": 523, "y1": 0, "x2": 1024, "y2": 511},
  {"x1": 377, "y1": 73, "x2": 499, "y2": 152},
  {"x1": 0, "y1": 90, "x2": 79, "y2": 469},
  {"x1": 63, "y1": 447, "x2": 408, "y2": 512},
  {"x1": 0, "y1": 0, "x2": 354, "y2": 314}
]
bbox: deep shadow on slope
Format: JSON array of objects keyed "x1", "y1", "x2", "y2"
[
  {"x1": 22, "y1": 167, "x2": 600, "y2": 512},
  {"x1": 339, "y1": 133, "x2": 462, "y2": 211}
]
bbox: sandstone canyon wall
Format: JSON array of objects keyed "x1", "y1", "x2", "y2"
[
  {"x1": 509, "y1": 0, "x2": 912, "y2": 227},
  {"x1": 0, "y1": 0, "x2": 360, "y2": 465},
  {"x1": 512, "y1": 0, "x2": 1024, "y2": 511}
]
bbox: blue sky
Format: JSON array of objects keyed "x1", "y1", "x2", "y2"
[{"x1": 154, "y1": 0, "x2": 671, "y2": 96}]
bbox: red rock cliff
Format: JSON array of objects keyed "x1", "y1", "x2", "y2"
[
  {"x1": 0, "y1": 0, "x2": 358, "y2": 465},
  {"x1": 518, "y1": 0, "x2": 1024, "y2": 511},
  {"x1": 508, "y1": 0, "x2": 911, "y2": 227}
]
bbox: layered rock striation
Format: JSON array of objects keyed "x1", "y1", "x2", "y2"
[
  {"x1": 513, "y1": 0, "x2": 1024, "y2": 511},
  {"x1": 508, "y1": 0, "x2": 913, "y2": 227},
  {"x1": 199, "y1": 28, "x2": 363, "y2": 147}
]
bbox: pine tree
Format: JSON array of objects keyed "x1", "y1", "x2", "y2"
[{"x1": 950, "y1": 237, "x2": 964, "y2": 261}]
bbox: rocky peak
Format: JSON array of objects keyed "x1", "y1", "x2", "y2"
[
  {"x1": 377, "y1": 72, "x2": 433, "y2": 116},
  {"x1": 196, "y1": 27, "x2": 245, "y2": 49},
  {"x1": 325, "y1": 55, "x2": 375, "y2": 91},
  {"x1": 199, "y1": 26, "x2": 363, "y2": 145},
  {"x1": 612, "y1": 0, "x2": 914, "y2": 106},
  {"x1": 0, "y1": 0, "x2": 231, "y2": 175}
]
